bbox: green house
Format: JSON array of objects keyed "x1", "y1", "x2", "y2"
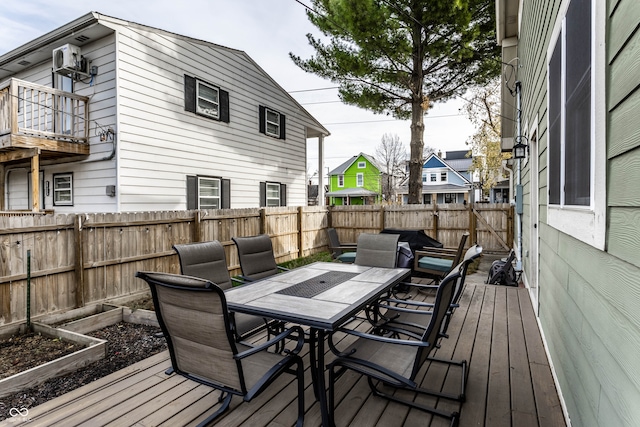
[{"x1": 326, "y1": 153, "x2": 382, "y2": 205}]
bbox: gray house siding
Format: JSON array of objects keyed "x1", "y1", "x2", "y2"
[{"x1": 515, "y1": 0, "x2": 640, "y2": 425}]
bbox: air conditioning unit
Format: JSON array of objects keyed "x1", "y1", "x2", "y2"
[{"x1": 52, "y1": 44, "x2": 86, "y2": 76}]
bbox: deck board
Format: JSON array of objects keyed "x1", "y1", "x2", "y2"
[{"x1": 0, "y1": 274, "x2": 567, "y2": 427}]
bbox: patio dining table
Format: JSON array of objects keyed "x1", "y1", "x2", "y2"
[{"x1": 224, "y1": 261, "x2": 411, "y2": 427}]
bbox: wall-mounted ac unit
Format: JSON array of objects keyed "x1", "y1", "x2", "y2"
[{"x1": 52, "y1": 44, "x2": 86, "y2": 76}]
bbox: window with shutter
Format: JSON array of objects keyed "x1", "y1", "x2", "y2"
[
  {"x1": 184, "y1": 75, "x2": 229, "y2": 123},
  {"x1": 259, "y1": 105, "x2": 286, "y2": 139}
]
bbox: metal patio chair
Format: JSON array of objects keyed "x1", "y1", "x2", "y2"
[
  {"x1": 326, "y1": 227, "x2": 357, "y2": 263},
  {"x1": 173, "y1": 241, "x2": 279, "y2": 343},
  {"x1": 136, "y1": 271, "x2": 305, "y2": 427},
  {"x1": 414, "y1": 232, "x2": 469, "y2": 283},
  {"x1": 232, "y1": 234, "x2": 289, "y2": 282},
  {"x1": 372, "y1": 244, "x2": 483, "y2": 340},
  {"x1": 354, "y1": 232, "x2": 400, "y2": 268},
  {"x1": 327, "y1": 264, "x2": 466, "y2": 427}
]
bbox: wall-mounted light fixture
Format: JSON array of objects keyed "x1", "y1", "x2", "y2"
[{"x1": 512, "y1": 136, "x2": 529, "y2": 159}]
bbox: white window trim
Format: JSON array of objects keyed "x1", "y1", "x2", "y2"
[
  {"x1": 53, "y1": 173, "x2": 73, "y2": 206},
  {"x1": 266, "y1": 182, "x2": 281, "y2": 206},
  {"x1": 546, "y1": 0, "x2": 606, "y2": 250},
  {"x1": 198, "y1": 177, "x2": 220, "y2": 209},
  {"x1": 196, "y1": 80, "x2": 220, "y2": 119},
  {"x1": 440, "y1": 172, "x2": 447, "y2": 182},
  {"x1": 356, "y1": 173, "x2": 364, "y2": 187},
  {"x1": 357, "y1": 161, "x2": 366, "y2": 168},
  {"x1": 265, "y1": 108, "x2": 280, "y2": 138},
  {"x1": 338, "y1": 175, "x2": 344, "y2": 187}
]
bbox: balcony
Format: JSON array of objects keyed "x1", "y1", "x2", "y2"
[{"x1": 0, "y1": 78, "x2": 90, "y2": 164}]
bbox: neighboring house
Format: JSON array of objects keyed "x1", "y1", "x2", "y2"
[
  {"x1": 326, "y1": 153, "x2": 381, "y2": 205},
  {"x1": 0, "y1": 12, "x2": 328, "y2": 213},
  {"x1": 496, "y1": 0, "x2": 640, "y2": 425},
  {"x1": 398, "y1": 152, "x2": 473, "y2": 204}
]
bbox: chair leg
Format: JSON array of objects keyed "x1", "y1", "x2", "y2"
[
  {"x1": 368, "y1": 377, "x2": 460, "y2": 426},
  {"x1": 196, "y1": 392, "x2": 233, "y2": 427},
  {"x1": 295, "y1": 358, "x2": 305, "y2": 427}
]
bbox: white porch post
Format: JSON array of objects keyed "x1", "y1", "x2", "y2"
[{"x1": 318, "y1": 135, "x2": 325, "y2": 206}]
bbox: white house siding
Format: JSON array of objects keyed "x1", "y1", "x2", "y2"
[
  {"x1": 4, "y1": 34, "x2": 118, "y2": 213},
  {"x1": 108, "y1": 21, "x2": 308, "y2": 210}
]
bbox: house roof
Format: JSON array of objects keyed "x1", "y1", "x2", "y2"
[
  {"x1": 0, "y1": 11, "x2": 329, "y2": 138},
  {"x1": 329, "y1": 153, "x2": 381, "y2": 175},
  {"x1": 325, "y1": 188, "x2": 379, "y2": 197}
]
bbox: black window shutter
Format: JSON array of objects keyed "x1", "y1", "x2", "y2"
[
  {"x1": 279, "y1": 113, "x2": 286, "y2": 139},
  {"x1": 184, "y1": 75, "x2": 196, "y2": 113},
  {"x1": 259, "y1": 105, "x2": 266, "y2": 134},
  {"x1": 280, "y1": 183, "x2": 286, "y2": 206},
  {"x1": 259, "y1": 182, "x2": 266, "y2": 207},
  {"x1": 221, "y1": 178, "x2": 231, "y2": 209},
  {"x1": 220, "y1": 89, "x2": 230, "y2": 123},
  {"x1": 186, "y1": 175, "x2": 197, "y2": 209}
]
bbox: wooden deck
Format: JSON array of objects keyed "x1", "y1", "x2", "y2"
[{"x1": 1, "y1": 270, "x2": 566, "y2": 427}]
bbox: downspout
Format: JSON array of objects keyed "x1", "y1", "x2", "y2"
[{"x1": 515, "y1": 81, "x2": 523, "y2": 271}]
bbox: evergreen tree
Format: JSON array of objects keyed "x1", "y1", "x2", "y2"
[{"x1": 291, "y1": 0, "x2": 500, "y2": 203}]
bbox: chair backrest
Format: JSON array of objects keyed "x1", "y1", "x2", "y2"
[
  {"x1": 450, "y1": 232, "x2": 470, "y2": 267},
  {"x1": 354, "y1": 233, "x2": 400, "y2": 268},
  {"x1": 412, "y1": 265, "x2": 462, "y2": 379},
  {"x1": 451, "y1": 244, "x2": 483, "y2": 305},
  {"x1": 135, "y1": 271, "x2": 246, "y2": 393},
  {"x1": 173, "y1": 241, "x2": 233, "y2": 290},
  {"x1": 232, "y1": 234, "x2": 279, "y2": 281},
  {"x1": 326, "y1": 228, "x2": 343, "y2": 257}
]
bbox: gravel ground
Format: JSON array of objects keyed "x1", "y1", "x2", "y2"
[{"x1": 0, "y1": 322, "x2": 166, "y2": 422}]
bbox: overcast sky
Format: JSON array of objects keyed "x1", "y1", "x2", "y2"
[{"x1": 0, "y1": 0, "x2": 476, "y2": 175}]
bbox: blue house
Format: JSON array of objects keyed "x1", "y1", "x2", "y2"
[{"x1": 399, "y1": 152, "x2": 472, "y2": 204}]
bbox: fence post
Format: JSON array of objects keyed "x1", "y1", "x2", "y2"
[
  {"x1": 433, "y1": 202, "x2": 439, "y2": 241},
  {"x1": 470, "y1": 203, "x2": 477, "y2": 244},
  {"x1": 74, "y1": 214, "x2": 85, "y2": 308},
  {"x1": 192, "y1": 210, "x2": 202, "y2": 243},
  {"x1": 379, "y1": 205, "x2": 385, "y2": 231},
  {"x1": 260, "y1": 208, "x2": 267, "y2": 235},
  {"x1": 297, "y1": 206, "x2": 304, "y2": 258}
]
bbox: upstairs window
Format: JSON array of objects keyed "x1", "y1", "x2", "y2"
[
  {"x1": 184, "y1": 75, "x2": 230, "y2": 122},
  {"x1": 358, "y1": 161, "x2": 366, "y2": 168},
  {"x1": 259, "y1": 106, "x2": 286, "y2": 139},
  {"x1": 430, "y1": 173, "x2": 437, "y2": 182},
  {"x1": 260, "y1": 182, "x2": 287, "y2": 207},
  {"x1": 53, "y1": 173, "x2": 73, "y2": 206},
  {"x1": 440, "y1": 172, "x2": 447, "y2": 182},
  {"x1": 356, "y1": 173, "x2": 364, "y2": 187},
  {"x1": 196, "y1": 82, "x2": 220, "y2": 119},
  {"x1": 338, "y1": 175, "x2": 344, "y2": 187}
]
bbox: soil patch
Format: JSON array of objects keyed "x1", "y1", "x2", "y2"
[
  {"x1": 0, "y1": 333, "x2": 84, "y2": 381},
  {"x1": 0, "y1": 322, "x2": 166, "y2": 421}
]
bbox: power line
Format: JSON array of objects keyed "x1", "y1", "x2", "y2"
[
  {"x1": 289, "y1": 86, "x2": 339, "y2": 93},
  {"x1": 323, "y1": 113, "x2": 465, "y2": 126}
]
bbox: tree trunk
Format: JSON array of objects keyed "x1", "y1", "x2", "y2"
[{"x1": 407, "y1": 20, "x2": 424, "y2": 205}]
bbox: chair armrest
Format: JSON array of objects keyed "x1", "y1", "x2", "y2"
[
  {"x1": 231, "y1": 277, "x2": 244, "y2": 286},
  {"x1": 235, "y1": 326, "x2": 305, "y2": 359},
  {"x1": 335, "y1": 327, "x2": 432, "y2": 347},
  {"x1": 329, "y1": 244, "x2": 357, "y2": 251},
  {"x1": 415, "y1": 248, "x2": 458, "y2": 260},
  {"x1": 277, "y1": 266, "x2": 290, "y2": 273}
]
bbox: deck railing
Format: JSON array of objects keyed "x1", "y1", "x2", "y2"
[{"x1": 0, "y1": 78, "x2": 89, "y2": 143}]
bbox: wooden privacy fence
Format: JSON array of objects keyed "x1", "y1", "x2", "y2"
[{"x1": 0, "y1": 203, "x2": 511, "y2": 327}]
